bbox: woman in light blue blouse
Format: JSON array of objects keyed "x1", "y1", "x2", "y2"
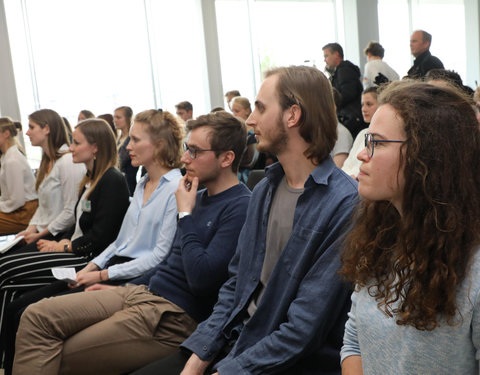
[
  {"x1": 340, "y1": 81, "x2": 480, "y2": 374},
  {"x1": 74, "y1": 109, "x2": 183, "y2": 286}
]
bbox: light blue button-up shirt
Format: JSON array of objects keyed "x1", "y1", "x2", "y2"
[{"x1": 92, "y1": 168, "x2": 182, "y2": 280}]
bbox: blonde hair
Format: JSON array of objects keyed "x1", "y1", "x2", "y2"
[
  {"x1": 75, "y1": 119, "x2": 118, "y2": 199},
  {"x1": 134, "y1": 110, "x2": 183, "y2": 169},
  {"x1": 0, "y1": 117, "x2": 23, "y2": 153},
  {"x1": 29, "y1": 109, "x2": 70, "y2": 190}
]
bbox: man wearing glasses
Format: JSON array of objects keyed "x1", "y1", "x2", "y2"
[
  {"x1": 13, "y1": 112, "x2": 251, "y2": 374},
  {"x1": 134, "y1": 66, "x2": 359, "y2": 375}
]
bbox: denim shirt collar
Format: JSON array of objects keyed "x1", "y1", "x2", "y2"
[{"x1": 265, "y1": 157, "x2": 336, "y2": 189}]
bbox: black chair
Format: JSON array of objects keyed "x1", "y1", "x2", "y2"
[{"x1": 246, "y1": 169, "x2": 266, "y2": 191}]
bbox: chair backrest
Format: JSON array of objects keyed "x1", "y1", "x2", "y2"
[{"x1": 246, "y1": 169, "x2": 266, "y2": 191}]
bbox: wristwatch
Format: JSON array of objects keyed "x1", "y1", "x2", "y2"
[{"x1": 177, "y1": 212, "x2": 191, "y2": 222}]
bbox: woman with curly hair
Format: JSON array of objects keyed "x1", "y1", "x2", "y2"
[{"x1": 340, "y1": 80, "x2": 480, "y2": 374}]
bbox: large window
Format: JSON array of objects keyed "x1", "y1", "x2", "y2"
[
  {"x1": 215, "y1": 0, "x2": 337, "y2": 107},
  {"x1": 378, "y1": 0, "x2": 466, "y2": 81},
  {"x1": 4, "y1": 0, "x2": 209, "y2": 161}
]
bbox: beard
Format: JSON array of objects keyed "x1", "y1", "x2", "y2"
[{"x1": 256, "y1": 115, "x2": 288, "y2": 156}]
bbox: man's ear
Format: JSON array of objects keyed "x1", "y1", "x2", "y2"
[
  {"x1": 286, "y1": 104, "x2": 302, "y2": 129},
  {"x1": 220, "y1": 150, "x2": 235, "y2": 168}
]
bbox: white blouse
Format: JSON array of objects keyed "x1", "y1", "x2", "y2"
[
  {"x1": 71, "y1": 182, "x2": 90, "y2": 241},
  {"x1": 0, "y1": 145, "x2": 37, "y2": 213},
  {"x1": 29, "y1": 145, "x2": 86, "y2": 235}
]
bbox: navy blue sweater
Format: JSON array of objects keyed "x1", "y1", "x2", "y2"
[{"x1": 131, "y1": 183, "x2": 251, "y2": 323}]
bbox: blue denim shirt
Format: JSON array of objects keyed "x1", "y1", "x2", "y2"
[{"x1": 182, "y1": 158, "x2": 358, "y2": 375}]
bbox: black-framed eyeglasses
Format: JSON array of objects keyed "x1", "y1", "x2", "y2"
[
  {"x1": 183, "y1": 142, "x2": 223, "y2": 159},
  {"x1": 364, "y1": 133, "x2": 405, "y2": 158}
]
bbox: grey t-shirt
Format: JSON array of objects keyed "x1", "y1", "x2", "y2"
[{"x1": 247, "y1": 176, "x2": 304, "y2": 318}]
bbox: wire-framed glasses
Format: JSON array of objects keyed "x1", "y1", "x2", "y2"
[
  {"x1": 364, "y1": 133, "x2": 405, "y2": 158},
  {"x1": 183, "y1": 142, "x2": 222, "y2": 159}
]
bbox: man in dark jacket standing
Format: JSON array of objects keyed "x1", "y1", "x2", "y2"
[
  {"x1": 323, "y1": 42, "x2": 365, "y2": 138},
  {"x1": 407, "y1": 30, "x2": 444, "y2": 78}
]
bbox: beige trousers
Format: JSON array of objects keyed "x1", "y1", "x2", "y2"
[{"x1": 13, "y1": 284, "x2": 197, "y2": 375}]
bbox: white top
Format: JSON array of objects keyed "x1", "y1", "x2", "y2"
[
  {"x1": 331, "y1": 122, "x2": 353, "y2": 157},
  {"x1": 363, "y1": 59, "x2": 400, "y2": 89},
  {"x1": 0, "y1": 145, "x2": 37, "y2": 213},
  {"x1": 29, "y1": 145, "x2": 86, "y2": 235},
  {"x1": 71, "y1": 183, "x2": 90, "y2": 241},
  {"x1": 342, "y1": 128, "x2": 368, "y2": 178}
]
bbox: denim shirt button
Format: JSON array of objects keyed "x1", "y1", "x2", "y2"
[{"x1": 203, "y1": 345, "x2": 208, "y2": 351}]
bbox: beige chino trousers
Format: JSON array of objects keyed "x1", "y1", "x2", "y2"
[{"x1": 13, "y1": 284, "x2": 197, "y2": 375}]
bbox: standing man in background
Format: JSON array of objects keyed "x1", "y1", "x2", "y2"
[
  {"x1": 407, "y1": 30, "x2": 444, "y2": 78},
  {"x1": 323, "y1": 42, "x2": 365, "y2": 138}
]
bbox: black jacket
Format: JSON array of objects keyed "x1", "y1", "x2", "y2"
[
  {"x1": 330, "y1": 60, "x2": 365, "y2": 138},
  {"x1": 407, "y1": 50, "x2": 444, "y2": 78},
  {"x1": 65, "y1": 167, "x2": 130, "y2": 258}
]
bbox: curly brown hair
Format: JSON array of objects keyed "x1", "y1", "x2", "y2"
[{"x1": 340, "y1": 80, "x2": 480, "y2": 330}]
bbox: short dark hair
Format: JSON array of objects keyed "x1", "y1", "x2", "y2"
[
  {"x1": 79, "y1": 110, "x2": 95, "y2": 119},
  {"x1": 210, "y1": 107, "x2": 225, "y2": 113},
  {"x1": 425, "y1": 69, "x2": 463, "y2": 88},
  {"x1": 175, "y1": 101, "x2": 193, "y2": 112},
  {"x1": 421, "y1": 30, "x2": 432, "y2": 44},
  {"x1": 364, "y1": 41, "x2": 385, "y2": 58},
  {"x1": 363, "y1": 86, "x2": 379, "y2": 97},
  {"x1": 265, "y1": 65, "x2": 338, "y2": 164},
  {"x1": 225, "y1": 90, "x2": 240, "y2": 98},
  {"x1": 322, "y1": 42, "x2": 344, "y2": 59},
  {"x1": 186, "y1": 111, "x2": 246, "y2": 173}
]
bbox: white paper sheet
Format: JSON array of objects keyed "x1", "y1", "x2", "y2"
[
  {"x1": 0, "y1": 235, "x2": 24, "y2": 254},
  {"x1": 51, "y1": 267, "x2": 77, "y2": 283}
]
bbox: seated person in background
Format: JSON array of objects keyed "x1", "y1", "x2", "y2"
[
  {"x1": 0, "y1": 118, "x2": 130, "y2": 368},
  {"x1": 224, "y1": 89, "x2": 241, "y2": 110},
  {"x1": 331, "y1": 88, "x2": 353, "y2": 168},
  {"x1": 231, "y1": 97, "x2": 258, "y2": 183},
  {"x1": 77, "y1": 109, "x2": 95, "y2": 123},
  {"x1": 362, "y1": 41, "x2": 399, "y2": 89},
  {"x1": 424, "y1": 68, "x2": 475, "y2": 96},
  {"x1": 2, "y1": 110, "x2": 184, "y2": 374},
  {"x1": 340, "y1": 81, "x2": 480, "y2": 374},
  {"x1": 175, "y1": 101, "x2": 194, "y2": 123},
  {"x1": 17, "y1": 109, "x2": 85, "y2": 244},
  {"x1": 114, "y1": 106, "x2": 139, "y2": 196},
  {"x1": 13, "y1": 111, "x2": 251, "y2": 375},
  {"x1": 134, "y1": 66, "x2": 358, "y2": 375},
  {"x1": 97, "y1": 113, "x2": 117, "y2": 136},
  {"x1": 342, "y1": 86, "x2": 379, "y2": 179},
  {"x1": 62, "y1": 117, "x2": 73, "y2": 143},
  {"x1": 0, "y1": 118, "x2": 38, "y2": 235}
]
